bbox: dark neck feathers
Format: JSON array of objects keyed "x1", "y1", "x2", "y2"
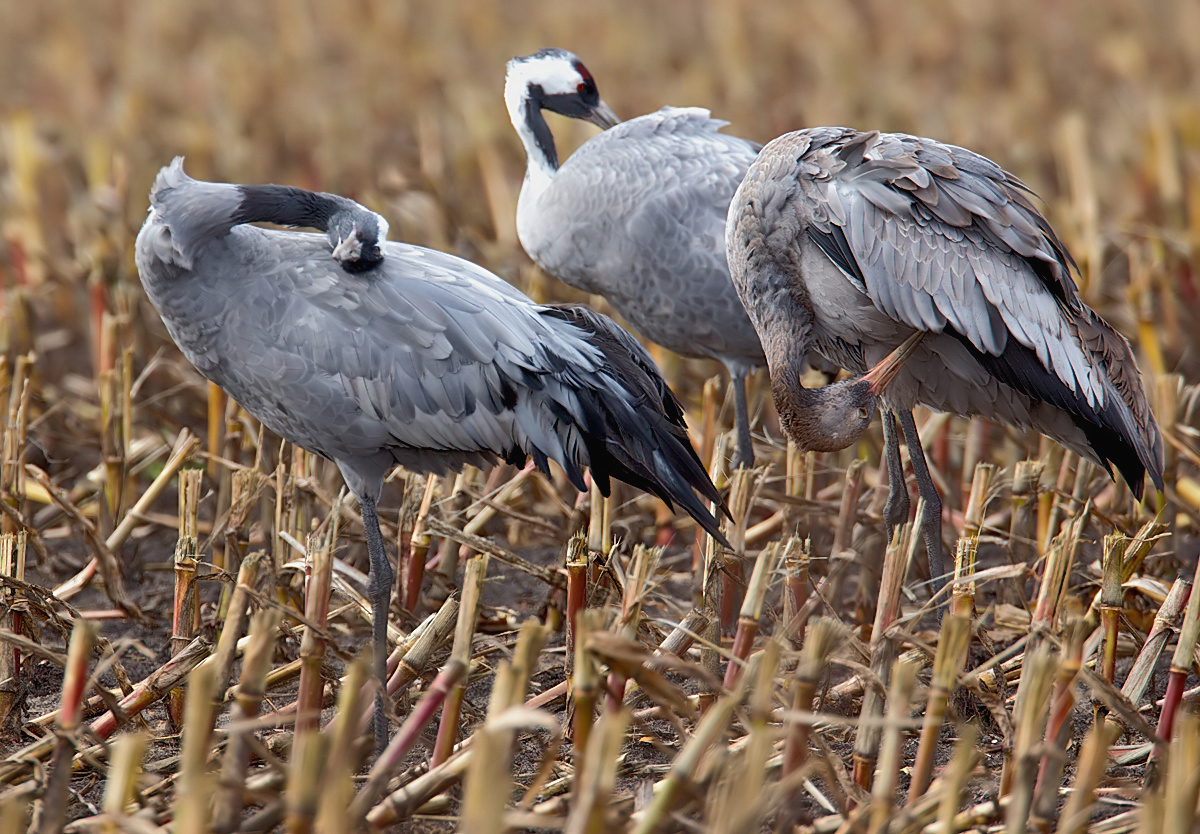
[
  {"x1": 233, "y1": 184, "x2": 357, "y2": 231},
  {"x1": 523, "y1": 95, "x2": 559, "y2": 171}
]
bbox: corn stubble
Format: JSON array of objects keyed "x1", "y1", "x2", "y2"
[{"x1": 1, "y1": 0, "x2": 1199, "y2": 830}]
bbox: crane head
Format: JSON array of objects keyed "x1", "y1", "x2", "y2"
[
  {"x1": 328, "y1": 209, "x2": 388, "y2": 274},
  {"x1": 506, "y1": 48, "x2": 620, "y2": 130}
]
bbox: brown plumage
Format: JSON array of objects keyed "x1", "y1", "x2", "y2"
[{"x1": 728, "y1": 127, "x2": 1164, "y2": 601}]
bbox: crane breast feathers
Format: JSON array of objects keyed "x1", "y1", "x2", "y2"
[{"x1": 807, "y1": 132, "x2": 1104, "y2": 410}]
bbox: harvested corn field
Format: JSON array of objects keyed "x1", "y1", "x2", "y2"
[{"x1": 1, "y1": 0, "x2": 1200, "y2": 831}]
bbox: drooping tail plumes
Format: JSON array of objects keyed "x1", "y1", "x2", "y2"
[{"x1": 539, "y1": 304, "x2": 731, "y2": 546}]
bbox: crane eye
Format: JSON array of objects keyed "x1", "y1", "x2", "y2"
[{"x1": 576, "y1": 82, "x2": 587, "y2": 93}]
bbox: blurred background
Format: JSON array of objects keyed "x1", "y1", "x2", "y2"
[{"x1": 2, "y1": 0, "x2": 1199, "y2": 530}]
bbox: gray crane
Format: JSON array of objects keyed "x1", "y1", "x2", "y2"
[
  {"x1": 135, "y1": 158, "x2": 730, "y2": 749},
  {"x1": 727, "y1": 127, "x2": 1165, "y2": 599},
  {"x1": 505, "y1": 48, "x2": 767, "y2": 468}
]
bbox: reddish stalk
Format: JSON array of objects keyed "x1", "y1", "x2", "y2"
[
  {"x1": 724, "y1": 541, "x2": 779, "y2": 690},
  {"x1": 402, "y1": 473, "x2": 437, "y2": 612},
  {"x1": 33, "y1": 620, "x2": 93, "y2": 834},
  {"x1": 350, "y1": 658, "x2": 467, "y2": 824},
  {"x1": 1149, "y1": 551, "x2": 1200, "y2": 782}
]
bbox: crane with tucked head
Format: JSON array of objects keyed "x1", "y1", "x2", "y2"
[
  {"x1": 505, "y1": 47, "x2": 769, "y2": 469},
  {"x1": 135, "y1": 159, "x2": 751, "y2": 750},
  {"x1": 727, "y1": 128, "x2": 1164, "y2": 601}
]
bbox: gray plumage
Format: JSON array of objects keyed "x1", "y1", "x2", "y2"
[
  {"x1": 506, "y1": 48, "x2": 766, "y2": 467},
  {"x1": 728, "y1": 127, "x2": 1164, "y2": 596},
  {"x1": 136, "y1": 158, "x2": 728, "y2": 746}
]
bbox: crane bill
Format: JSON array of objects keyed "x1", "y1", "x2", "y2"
[
  {"x1": 585, "y1": 100, "x2": 621, "y2": 130},
  {"x1": 863, "y1": 331, "x2": 925, "y2": 396},
  {"x1": 331, "y1": 227, "x2": 361, "y2": 263}
]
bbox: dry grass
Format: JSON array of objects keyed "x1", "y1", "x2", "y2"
[{"x1": 2, "y1": 0, "x2": 1200, "y2": 831}]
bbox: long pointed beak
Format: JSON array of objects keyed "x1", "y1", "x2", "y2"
[
  {"x1": 585, "y1": 100, "x2": 621, "y2": 130},
  {"x1": 862, "y1": 331, "x2": 925, "y2": 396}
]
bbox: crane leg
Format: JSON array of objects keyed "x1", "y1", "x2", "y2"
[
  {"x1": 897, "y1": 410, "x2": 946, "y2": 605},
  {"x1": 731, "y1": 369, "x2": 755, "y2": 470},
  {"x1": 359, "y1": 495, "x2": 394, "y2": 754},
  {"x1": 881, "y1": 410, "x2": 910, "y2": 538}
]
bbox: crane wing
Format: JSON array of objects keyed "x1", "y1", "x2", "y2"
[
  {"x1": 527, "y1": 108, "x2": 764, "y2": 360},
  {"x1": 781, "y1": 127, "x2": 1160, "y2": 492}
]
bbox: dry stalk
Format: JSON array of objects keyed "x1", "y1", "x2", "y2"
[
  {"x1": 782, "y1": 536, "x2": 811, "y2": 643},
  {"x1": 0, "y1": 531, "x2": 27, "y2": 728},
  {"x1": 27, "y1": 465, "x2": 138, "y2": 615},
  {"x1": 1161, "y1": 710, "x2": 1200, "y2": 832},
  {"x1": 382, "y1": 593, "x2": 459, "y2": 703},
  {"x1": 565, "y1": 531, "x2": 588, "y2": 649},
  {"x1": 1031, "y1": 504, "x2": 1088, "y2": 628},
  {"x1": 784, "y1": 617, "x2": 849, "y2": 777},
  {"x1": 853, "y1": 519, "x2": 914, "y2": 790},
  {"x1": 629, "y1": 676, "x2": 745, "y2": 834},
  {"x1": 1008, "y1": 460, "x2": 1042, "y2": 600},
  {"x1": 1098, "y1": 533, "x2": 1127, "y2": 691},
  {"x1": 832, "y1": 458, "x2": 865, "y2": 556},
  {"x1": 212, "y1": 609, "x2": 281, "y2": 834},
  {"x1": 1058, "y1": 719, "x2": 1120, "y2": 834},
  {"x1": 907, "y1": 612, "x2": 971, "y2": 805},
  {"x1": 314, "y1": 658, "x2": 368, "y2": 834},
  {"x1": 867, "y1": 656, "x2": 919, "y2": 834},
  {"x1": 565, "y1": 707, "x2": 630, "y2": 834},
  {"x1": 719, "y1": 465, "x2": 757, "y2": 634},
  {"x1": 431, "y1": 553, "x2": 488, "y2": 766},
  {"x1": 296, "y1": 504, "x2": 338, "y2": 736},
  {"x1": 53, "y1": 428, "x2": 201, "y2": 602},
  {"x1": 285, "y1": 719, "x2": 327, "y2": 834},
  {"x1": 1147, "y1": 549, "x2": 1200, "y2": 785},
  {"x1": 211, "y1": 550, "x2": 266, "y2": 698},
  {"x1": 724, "y1": 539, "x2": 780, "y2": 689},
  {"x1": 1031, "y1": 617, "x2": 1088, "y2": 828},
  {"x1": 1113, "y1": 576, "x2": 1190, "y2": 716},
  {"x1": 1004, "y1": 645, "x2": 1058, "y2": 834},
  {"x1": 434, "y1": 469, "x2": 473, "y2": 587},
  {"x1": 606, "y1": 543, "x2": 661, "y2": 709},
  {"x1": 587, "y1": 474, "x2": 610, "y2": 563},
  {"x1": 173, "y1": 662, "x2": 217, "y2": 834},
  {"x1": 710, "y1": 642, "x2": 781, "y2": 834},
  {"x1": 933, "y1": 723, "x2": 982, "y2": 834},
  {"x1": 1, "y1": 354, "x2": 32, "y2": 510},
  {"x1": 460, "y1": 622, "x2": 551, "y2": 834},
  {"x1": 100, "y1": 731, "x2": 148, "y2": 828},
  {"x1": 88, "y1": 635, "x2": 211, "y2": 741},
  {"x1": 169, "y1": 467, "x2": 202, "y2": 728},
  {"x1": 34, "y1": 620, "x2": 93, "y2": 834},
  {"x1": 951, "y1": 536, "x2": 978, "y2": 620},
  {"x1": 351, "y1": 658, "x2": 468, "y2": 823},
  {"x1": 572, "y1": 608, "x2": 604, "y2": 760}
]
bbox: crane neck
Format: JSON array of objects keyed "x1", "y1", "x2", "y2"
[
  {"x1": 233, "y1": 184, "x2": 361, "y2": 232},
  {"x1": 506, "y1": 80, "x2": 559, "y2": 197}
]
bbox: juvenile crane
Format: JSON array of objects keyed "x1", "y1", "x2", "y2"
[
  {"x1": 136, "y1": 159, "x2": 734, "y2": 748},
  {"x1": 505, "y1": 48, "x2": 768, "y2": 467},
  {"x1": 727, "y1": 128, "x2": 1164, "y2": 597}
]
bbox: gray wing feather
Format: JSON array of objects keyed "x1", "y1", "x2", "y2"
[
  {"x1": 522, "y1": 107, "x2": 764, "y2": 364},
  {"x1": 795, "y1": 130, "x2": 1103, "y2": 409}
]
